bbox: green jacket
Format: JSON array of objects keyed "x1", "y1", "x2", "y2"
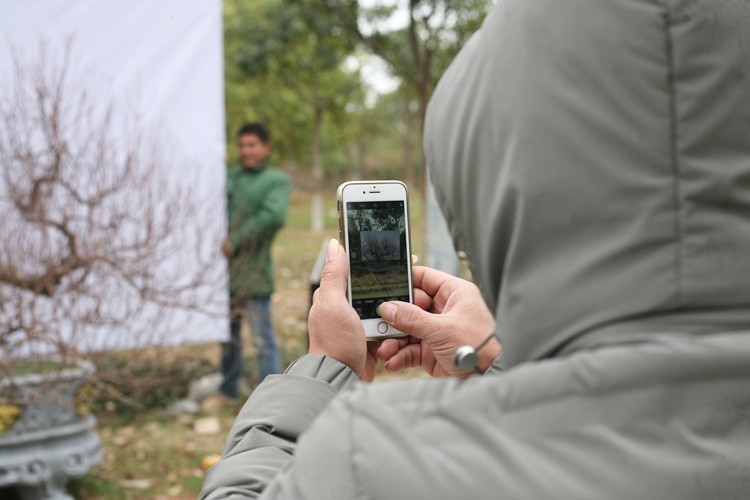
[{"x1": 226, "y1": 163, "x2": 290, "y2": 298}]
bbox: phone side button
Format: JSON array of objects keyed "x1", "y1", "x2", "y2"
[{"x1": 377, "y1": 321, "x2": 388, "y2": 334}]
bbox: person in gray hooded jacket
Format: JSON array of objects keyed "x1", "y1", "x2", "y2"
[{"x1": 200, "y1": 0, "x2": 750, "y2": 498}]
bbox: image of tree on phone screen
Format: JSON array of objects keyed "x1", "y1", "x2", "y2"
[{"x1": 346, "y1": 201, "x2": 409, "y2": 301}]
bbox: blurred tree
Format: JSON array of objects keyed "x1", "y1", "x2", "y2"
[
  {"x1": 323, "y1": 0, "x2": 493, "y2": 183},
  {"x1": 0, "y1": 43, "x2": 225, "y2": 394},
  {"x1": 225, "y1": 0, "x2": 364, "y2": 231},
  {"x1": 345, "y1": 82, "x2": 420, "y2": 186},
  {"x1": 224, "y1": 0, "x2": 491, "y2": 205},
  {"x1": 224, "y1": 0, "x2": 312, "y2": 165}
]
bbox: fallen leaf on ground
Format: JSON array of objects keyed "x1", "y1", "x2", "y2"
[
  {"x1": 120, "y1": 478, "x2": 152, "y2": 489},
  {"x1": 194, "y1": 416, "x2": 221, "y2": 436}
]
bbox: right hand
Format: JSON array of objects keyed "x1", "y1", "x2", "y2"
[{"x1": 377, "y1": 266, "x2": 499, "y2": 378}]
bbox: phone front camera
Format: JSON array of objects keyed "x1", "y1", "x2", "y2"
[{"x1": 362, "y1": 191, "x2": 365, "y2": 194}]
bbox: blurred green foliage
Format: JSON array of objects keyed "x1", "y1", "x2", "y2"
[{"x1": 223, "y1": 0, "x2": 494, "y2": 185}]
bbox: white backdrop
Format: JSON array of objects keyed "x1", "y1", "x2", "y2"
[{"x1": 0, "y1": 0, "x2": 228, "y2": 350}]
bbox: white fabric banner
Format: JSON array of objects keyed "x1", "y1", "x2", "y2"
[{"x1": 0, "y1": 1, "x2": 228, "y2": 351}]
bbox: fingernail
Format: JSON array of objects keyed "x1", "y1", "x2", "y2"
[
  {"x1": 378, "y1": 302, "x2": 396, "y2": 322},
  {"x1": 327, "y1": 238, "x2": 339, "y2": 262}
]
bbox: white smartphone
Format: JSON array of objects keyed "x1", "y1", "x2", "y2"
[{"x1": 337, "y1": 180, "x2": 414, "y2": 339}]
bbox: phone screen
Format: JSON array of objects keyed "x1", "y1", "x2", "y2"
[{"x1": 346, "y1": 200, "x2": 410, "y2": 319}]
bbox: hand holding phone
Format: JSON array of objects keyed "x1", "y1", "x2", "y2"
[
  {"x1": 307, "y1": 238, "x2": 379, "y2": 381},
  {"x1": 337, "y1": 181, "x2": 414, "y2": 339}
]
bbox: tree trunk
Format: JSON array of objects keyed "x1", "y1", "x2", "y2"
[
  {"x1": 346, "y1": 143, "x2": 361, "y2": 181},
  {"x1": 403, "y1": 108, "x2": 415, "y2": 190},
  {"x1": 407, "y1": 0, "x2": 431, "y2": 199},
  {"x1": 357, "y1": 132, "x2": 368, "y2": 180},
  {"x1": 311, "y1": 105, "x2": 325, "y2": 232}
]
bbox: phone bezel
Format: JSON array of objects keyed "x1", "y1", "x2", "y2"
[{"x1": 337, "y1": 180, "x2": 413, "y2": 340}]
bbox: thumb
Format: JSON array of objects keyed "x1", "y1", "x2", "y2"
[
  {"x1": 318, "y1": 239, "x2": 348, "y2": 296},
  {"x1": 378, "y1": 301, "x2": 435, "y2": 340}
]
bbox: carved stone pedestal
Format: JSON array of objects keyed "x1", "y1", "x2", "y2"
[{"x1": 0, "y1": 362, "x2": 103, "y2": 499}]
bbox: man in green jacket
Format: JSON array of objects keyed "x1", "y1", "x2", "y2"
[{"x1": 219, "y1": 123, "x2": 291, "y2": 400}]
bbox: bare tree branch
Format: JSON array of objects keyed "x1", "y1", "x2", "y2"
[{"x1": 0, "y1": 40, "x2": 226, "y2": 400}]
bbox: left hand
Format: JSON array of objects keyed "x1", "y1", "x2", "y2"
[
  {"x1": 221, "y1": 239, "x2": 234, "y2": 258},
  {"x1": 308, "y1": 239, "x2": 378, "y2": 382},
  {"x1": 376, "y1": 266, "x2": 498, "y2": 378}
]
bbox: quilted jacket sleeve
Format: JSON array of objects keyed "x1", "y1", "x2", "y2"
[{"x1": 199, "y1": 355, "x2": 358, "y2": 499}]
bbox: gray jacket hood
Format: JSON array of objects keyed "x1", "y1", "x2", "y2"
[{"x1": 424, "y1": 0, "x2": 750, "y2": 368}]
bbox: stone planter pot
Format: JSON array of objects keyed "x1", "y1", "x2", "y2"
[{"x1": 0, "y1": 361, "x2": 103, "y2": 500}]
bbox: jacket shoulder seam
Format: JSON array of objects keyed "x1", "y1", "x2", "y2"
[{"x1": 663, "y1": 0, "x2": 685, "y2": 306}]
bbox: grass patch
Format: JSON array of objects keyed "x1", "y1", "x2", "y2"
[{"x1": 7, "y1": 360, "x2": 73, "y2": 376}]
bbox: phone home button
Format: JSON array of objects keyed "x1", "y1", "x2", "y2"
[{"x1": 377, "y1": 321, "x2": 388, "y2": 334}]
